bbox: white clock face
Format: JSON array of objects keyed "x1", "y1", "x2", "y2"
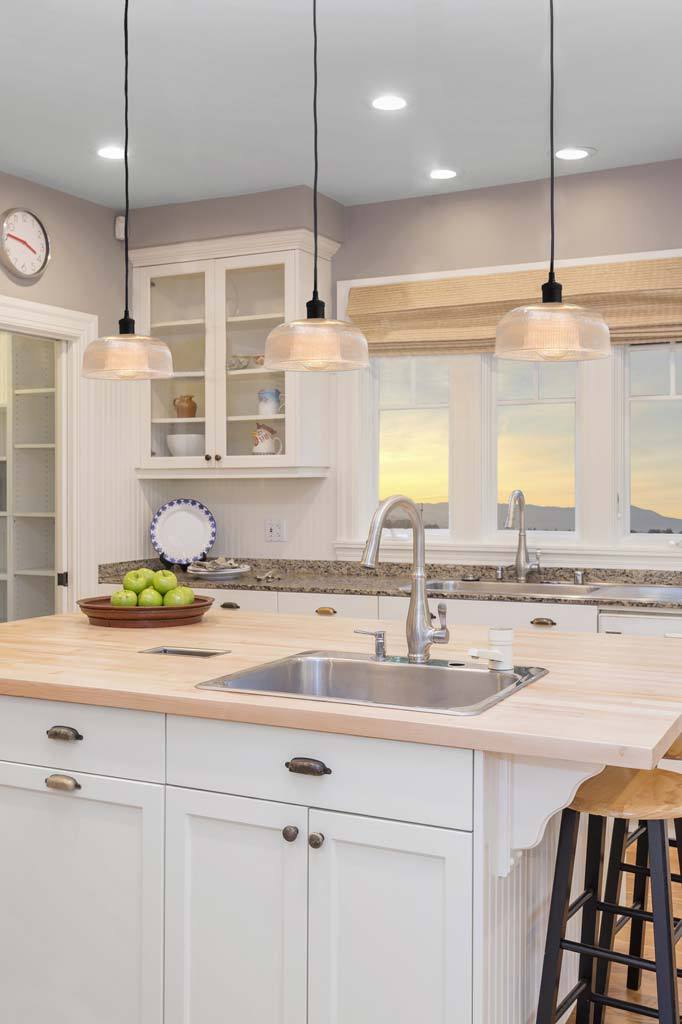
[{"x1": 0, "y1": 208, "x2": 49, "y2": 279}]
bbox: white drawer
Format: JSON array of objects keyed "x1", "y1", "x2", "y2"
[
  {"x1": 0, "y1": 696, "x2": 165, "y2": 782},
  {"x1": 167, "y1": 716, "x2": 473, "y2": 830},
  {"x1": 599, "y1": 612, "x2": 682, "y2": 636},
  {"x1": 379, "y1": 596, "x2": 598, "y2": 633},
  {"x1": 277, "y1": 591, "x2": 379, "y2": 619},
  {"x1": 192, "y1": 588, "x2": 278, "y2": 612}
]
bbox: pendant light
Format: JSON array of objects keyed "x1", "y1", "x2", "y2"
[
  {"x1": 495, "y1": 0, "x2": 610, "y2": 362},
  {"x1": 83, "y1": 0, "x2": 172, "y2": 380},
  {"x1": 264, "y1": 0, "x2": 368, "y2": 371}
]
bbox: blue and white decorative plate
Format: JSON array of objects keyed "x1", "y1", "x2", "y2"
[{"x1": 150, "y1": 499, "x2": 217, "y2": 565}]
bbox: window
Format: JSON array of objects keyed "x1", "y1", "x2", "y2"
[
  {"x1": 495, "y1": 361, "x2": 577, "y2": 531},
  {"x1": 627, "y1": 343, "x2": 682, "y2": 534},
  {"x1": 376, "y1": 356, "x2": 451, "y2": 529}
]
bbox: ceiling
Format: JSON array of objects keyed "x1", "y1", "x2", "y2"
[{"x1": 3, "y1": 0, "x2": 681, "y2": 209}]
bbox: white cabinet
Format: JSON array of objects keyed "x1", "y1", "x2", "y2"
[
  {"x1": 191, "y1": 586, "x2": 278, "y2": 611},
  {"x1": 165, "y1": 788, "x2": 473, "y2": 1024},
  {"x1": 165, "y1": 787, "x2": 307, "y2": 1024},
  {"x1": 378, "y1": 595, "x2": 598, "y2": 633},
  {"x1": 277, "y1": 590, "x2": 379, "y2": 618},
  {"x1": 308, "y1": 809, "x2": 472, "y2": 1024},
  {"x1": 0, "y1": 760, "x2": 164, "y2": 1024},
  {"x1": 132, "y1": 232, "x2": 334, "y2": 478},
  {"x1": 599, "y1": 611, "x2": 682, "y2": 636}
]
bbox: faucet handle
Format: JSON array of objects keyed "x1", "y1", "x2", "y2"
[
  {"x1": 354, "y1": 628, "x2": 387, "y2": 660},
  {"x1": 437, "y1": 603, "x2": 448, "y2": 630}
]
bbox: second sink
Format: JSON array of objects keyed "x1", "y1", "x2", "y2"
[
  {"x1": 402, "y1": 580, "x2": 600, "y2": 598},
  {"x1": 197, "y1": 650, "x2": 547, "y2": 716}
]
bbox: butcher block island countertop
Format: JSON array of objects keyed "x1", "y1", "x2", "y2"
[{"x1": 0, "y1": 609, "x2": 681, "y2": 769}]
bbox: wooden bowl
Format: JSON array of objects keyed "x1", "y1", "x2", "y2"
[{"x1": 78, "y1": 595, "x2": 214, "y2": 628}]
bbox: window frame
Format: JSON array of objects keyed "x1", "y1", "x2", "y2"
[{"x1": 335, "y1": 251, "x2": 682, "y2": 568}]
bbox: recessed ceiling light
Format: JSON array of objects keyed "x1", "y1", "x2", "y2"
[
  {"x1": 371, "y1": 94, "x2": 407, "y2": 111},
  {"x1": 97, "y1": 145, "x2": 124, "y2": 160},
  {"x1": 555, "y1": 146, "x2": 596, "y2": 161},
  {"x1": 430, "y1": 168, "x2": 457, "y2": 180}
]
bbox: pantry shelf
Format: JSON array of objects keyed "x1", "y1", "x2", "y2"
[
  {"x1": 227, "y1": 414, "x2": 285, "y2": 422},
  {"x1": 227, "y1": 312, "x2": 284, "y2": 324}
]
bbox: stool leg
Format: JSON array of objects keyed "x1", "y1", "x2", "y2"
[
  {"x1": 674, "y1": 818, "x2": 682, "y2": 877},
  {"x1": 647, "y1": 819, "x2": 680, "y2": 1024},
  {"x1": 592, "y1": 817, "x2": 628, "y2": 1024},
  {"x1": 536, "y1": 808, "x2": 580, "y2": 1024},
  {"x1": 576, "y1": 814, "x2": 606, "y2": 1024},
  {"x1": 626, "y1": 821, "x2": 649, "y2": 990}
]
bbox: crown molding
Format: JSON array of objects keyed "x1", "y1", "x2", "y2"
[{"x1": 130, "y1": 228, "x2": 340, "y2": 268}]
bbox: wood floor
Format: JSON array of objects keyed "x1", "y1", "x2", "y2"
[{"x1": 568, "y1": 843, "x2": 682, "y2": 1022}]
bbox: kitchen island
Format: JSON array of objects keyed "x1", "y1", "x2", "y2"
[{"x1": 1, "y1": 608, "x2": 681, "y2": 1024}]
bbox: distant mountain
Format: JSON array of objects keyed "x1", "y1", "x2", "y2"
[{"x1": 382, "y1": 501, "x2": 682, "y2": 533}]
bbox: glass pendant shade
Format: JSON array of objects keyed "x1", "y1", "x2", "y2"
[
  {"x1": 265, "y1": 317, "x2": 369, "y2": 371},
  {"x1": 495, "y1": 302, "x2": 611, "y2": 361},
  {"x1": 82, "y1": 328, "x2": 173, "y2": 380}
]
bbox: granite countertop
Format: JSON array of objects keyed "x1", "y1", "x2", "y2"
[{"x1": 99, "y1": 558, "x2": 682, "y2": 610}]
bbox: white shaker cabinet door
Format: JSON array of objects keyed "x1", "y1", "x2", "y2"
[
  {"x1": 165, "y1": 787, "x2": 308, "y2": 1024},
  {"x1": 0, "y1": 761, "x2": 164, "y2": 1024},
  {"x1": 308, "y1": 809, "x2": 473, "y2": 1024}
]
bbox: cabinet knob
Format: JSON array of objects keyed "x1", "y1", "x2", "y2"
[
  {"x1": 530, "y1": 617, "x2": 557, "y2": 628},
  {"x1": 214, "y1": 454, "x2": 222, "y2": 462},
  {"x1": 282, "y1": 825, "x2": 299, "y2": 843},
  {"x1": 285, "y1": 757, "x2": 332, "y2": 777},
  {"x1": 221, "y1": 601, "x2": 240, "y2": 610},
  {"x1": 315, "y1": 606, "x2": 337, "y2": 616},
  {"x1": 309, "y1": 832, "x2": 325, "y2": 849},
  {"x1": 46, "y1": 725, "x2": 83, "y2": 742},
  {"x1": 204, "y1": 454, "x2": 212, "y2": 462},
  {"x1": 45, "y1": 774, "x2": 81, "y2": 792}
]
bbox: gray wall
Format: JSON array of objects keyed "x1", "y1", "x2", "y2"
[
  {"x1": 130, "y1": 185, "x2": 345, "y2": 249},
  {"x1": 334, "y1": 158, "x2": 682, "y2": 287},
  {"x1": 0, "y1": 170, "x2": 121, "y2": 334}
]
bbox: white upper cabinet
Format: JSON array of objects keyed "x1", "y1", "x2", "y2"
[{"x1": 132, "y1": 230, "x2": 335, "y2": 478}]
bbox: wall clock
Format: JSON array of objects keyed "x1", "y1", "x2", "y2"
[{"x1": 0, "y1": 208, "x2": 50, "y2": 280}]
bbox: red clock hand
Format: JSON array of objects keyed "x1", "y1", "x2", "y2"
[{"x1": 7, "y1": 233, "x2": 37, "y2": 255}]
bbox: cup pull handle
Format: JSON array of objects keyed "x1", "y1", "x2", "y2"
[
  {"x1": 285, "y1": 757, "x2": 332, "y2": 777},
  {"x1": 530, "y1": 617, "x2": 557, "y2": 627},
  {"x1": 315, "y1": 607, "x2": 337, "y2": 616},
  {"x1": 221, "y1": 602, "x2": 240, "y2": 610},
  {"x1": 45, "y1": 774, "x2": 81, "y2": 792},
  {"x1": 46, "y1": 725, "x2": 83, "y2": 742}
]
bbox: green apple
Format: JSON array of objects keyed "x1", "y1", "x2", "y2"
[
  {"x1": 138, "y1": 587, "x2": 163, "y2": 608},
  {"x1": 163, "y1": 586, "x2": 193, "y2": 607},
  {"x1": 152, "y1": 570, "x2": 177, "y2": 595},
  {"x1": 111, "y1": 589, "x2": 138, "y2": 608},
  {"x1": 123, "y1": 569, "x2": 154, "y2": 595},
  {"x1": 177, "y1": 586, "x2": 195, "y2": 605}
]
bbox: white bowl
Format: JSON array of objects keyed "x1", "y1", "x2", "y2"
[{"x1": 167, "y1": 433, "x2": 205, "y2": 458}]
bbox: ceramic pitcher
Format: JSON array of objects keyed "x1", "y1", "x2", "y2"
[{"x1": 173, "y1": 395, "x2": 197, "y2": 418}]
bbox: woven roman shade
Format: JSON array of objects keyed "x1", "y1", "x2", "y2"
[{"x1": 346, "y1": 257, "x2": 682, "y2": 356}]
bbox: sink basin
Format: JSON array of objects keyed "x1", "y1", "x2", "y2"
[
  {"x1": 196, "y1": 650, "x2": 547, "y2": 716},
  {"x1": 401, "y1": 580, "x2": 600, "y2": 598}
]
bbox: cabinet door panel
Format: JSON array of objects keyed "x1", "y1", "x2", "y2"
[
  {"x1": 165, "y1": 787, "x2": 307, "y2": 1024},
  {"x1": 379, "y1": 595, "x2": 598, "y2": 632},
  {"x1": 308, "y1": 809, "x2": 473, "y2": 1024},
  {"x1": 0, "y1": 761, "x2": 164, "y2": 1024}
]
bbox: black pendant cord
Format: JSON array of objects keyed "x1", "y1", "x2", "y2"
[
  {"x1": 542, "y1": 0, "x2": 562, "y2": 304},
  {"x1": 120, "y1": 0, "x2": 135, "y2": 334},
  {"x1": 306, "y1": 0, "x2": 325, "y2": 319}
]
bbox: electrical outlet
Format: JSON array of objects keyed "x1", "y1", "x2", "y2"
[{"x1": 265, "y1": 518, "x2": 287, "y2": 543}]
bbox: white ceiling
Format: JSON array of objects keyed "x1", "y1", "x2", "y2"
[{"x1": 3, "y1": 0, "x2": 681, "y2": 209}]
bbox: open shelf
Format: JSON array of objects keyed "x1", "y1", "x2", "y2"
[
  {"x1": 227, "y1": 312, "x2": 284, "y2": 324},
  {"x1": 227, "y1": 414, "x2": 285, "y2": 422},
  {"x1": 14, "y1": 569, "x2": 56, "y2": 577},
  {"x1": 152, "y1": 417, "x2": 206, "y2": 425},
  {"x1": 14, "y1": 387, "x2": 55, "y2": 396},
  {"x1": 227, "y1": 367, "x2": 283, "y2": 377},
  {"x1": 14, "y1": 443, "x2": 55, "y2": 450},
  {"x1": 170, "y1": 371, "x2": 205, "y2": 379},
  {"x1": 151, "y1": 318, "x2": 205, "y2": 330}
]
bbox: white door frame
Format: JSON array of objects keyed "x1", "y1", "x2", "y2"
[{"x1": 0, "y1": 294, "x2": 98, "y2": 611}]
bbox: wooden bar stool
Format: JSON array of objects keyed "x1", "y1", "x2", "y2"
[{"x1": 536, "y1": 766, "x2": 682, "y2": 1023}]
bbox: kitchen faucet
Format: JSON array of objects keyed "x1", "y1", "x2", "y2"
[
  {"x1": 361, "y1": 495, "x2": 449, "y2": 663},
  {"x1": 504, "y1": 489, "x2": 540, "y2": 583}
]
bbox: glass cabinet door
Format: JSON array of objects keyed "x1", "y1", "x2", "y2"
[
  {"x1": 223, "y1": 261, "x2": 287, "y2": 459},
  {"x1": 148, "y1": 267, "x2": 212, "y2": 464}
]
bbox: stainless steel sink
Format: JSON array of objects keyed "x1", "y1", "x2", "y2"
[
  {"x1": 401, "y1": 580, "x2": 600, "y2": 598},
  {"x1": 588, "y1": 584, "x2": 682, "y2": 603},
  {"x1": 196, "y1": 650, "x2": 547, "y2": 716}
]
